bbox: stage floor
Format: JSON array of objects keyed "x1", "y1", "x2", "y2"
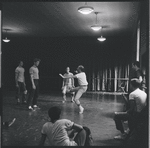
[{"x1": 2, "y1": 91, "x2": 127, "y2": 146}]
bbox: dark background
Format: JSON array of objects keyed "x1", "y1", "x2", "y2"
[{"x1": 2, "y1": 36, "x2": 131, "y2": 91}]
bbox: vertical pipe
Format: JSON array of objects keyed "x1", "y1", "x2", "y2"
[
  {"x1": 136, "y1": 21, "x2": 140, "y2": 61},
  {"x1": 114, "y1": 66, "x2": 117, "y2": 92},
  {"x1": 97, "y1": 71, "x2": 100, "y2": 91},
  {"x1": 126, "y1": 64, "x2": 129, "y2": 92},
  {"x1": 102, "y1": 69, "x2": 105, "y2": 91},
  {"x1": 92, "y1": 72, "x2": 95, "y2": 91},
  {"x1": 105, "y1": 68, "x2": 107, "y2": 91}
]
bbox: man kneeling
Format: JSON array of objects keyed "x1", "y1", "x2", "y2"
[{"x1": 39, "y1": 106, "x2": 86, "y2": 146}]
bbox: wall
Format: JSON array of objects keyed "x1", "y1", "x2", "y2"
[{"x1": 139, "y1": 1, "x2": 149, "y2": 93}]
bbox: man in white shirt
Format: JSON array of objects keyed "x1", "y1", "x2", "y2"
[
  {"x1": 27, "y1": 58, "x2": 41, "y2": 110},
  {"x1": 39, "y1": 106, "x2": 86, "y2": 146},
  {"x1": 62, "y1": 67, "x2": 75, "y2": 103},
  {"x1": 59, "y1": 65, "x2": 88, "y2": 114},
  {"x1": 114, "y1": 78, "x2": 147, "y2": 140},
  {"x1": 15, "y1": 61, "x2": 27, "y2": 104}
]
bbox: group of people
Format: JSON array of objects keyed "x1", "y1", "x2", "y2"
[
  {"x1": 15, "y1": 59, "x2": 147, "y2": 146},
  {"x1": 60, "y1": 65, "x2": 88, "y2": 114},
  {"x1": 15, "y1": 62, "x2": 89, "y2": 146},
  {"x1": 15, "y1": 59, "x2": 88, "y2": 114},
  {"x1": 113, "y1": 61, "x2": 147, "y2": 146},
  {"x1": 15, "y1": 58, "x2": 41, "y2": 110}
]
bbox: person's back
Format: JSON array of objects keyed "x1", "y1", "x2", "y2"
[
  {"x1": 42, "y1": 119, "x2": 75, "y2": 146},
  {"x1": 39, "y1": 106, "x2": 86, "y2": 146}
]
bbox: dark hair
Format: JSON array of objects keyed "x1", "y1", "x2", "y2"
[
  {"x1": 34, "y1": 58, "x2": 41, "y2": 63},
  {"x1": 132, "y1": 61, "x2": 140, "y2": 68},
  {"x1": 130, "y1": 78, "x2": 141, "y2": 88},
  {"x1": 48, "y1": 106, "x2": 61, "y2": 123},
  {"x1": 78, "y1": 65, "x2": 84, "y2": 72}
]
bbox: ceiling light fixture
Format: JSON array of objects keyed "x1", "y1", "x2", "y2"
[
  {"x1": 3, "y1": 29, "x2": 10, "y2": 43},
  {"x1": 97, "y1": 28, "x2": 106, "y2": 42},
  {"x1": 78, "y1": 2, "x2": 94, "y2": 15},
  {"x1": 97, "y1": 36, "x2": 106, "y2": 42},
  {"x1": 91, "y1": 12, "x2": 102, "y2": 31}
]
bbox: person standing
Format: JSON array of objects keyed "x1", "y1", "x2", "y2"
[
  {"x1": 15, "y1": 61, "x2": 27, "y2": 104},
  {"x1": 59, "y1": 65, "x2": 88, "y2": 114},
  {"x1": 27, "y1": 58, "x2": 41, "y2": 110},
  {"x1": 62, "y1": 67, "x2": 75, "y2": 103},
  {"x1": 130, "y1": 61, "x2": 143, "y2": 89}
]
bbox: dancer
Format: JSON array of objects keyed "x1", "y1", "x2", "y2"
[
  {"x1": 61, "y1": 67, "x2": 75, "y2": 103},
  {"x1": 59, "y1": 65, "x2": 88, "y2": 114},
  {"x1": 39, "y1": 106, "x2": 86, "y2": 146},
  {"x1": 27, "y1": 58, "x2": 41, "y2": 110},
  {"x1": 15, "y1": 61, "x2": 27, "y2": 104}
]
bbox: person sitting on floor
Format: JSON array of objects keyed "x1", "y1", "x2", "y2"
[
  {"x1": 39, "y1": 106, "x2": 87, "y2": 146},
  {"x1": 113, "y1": 78, "x2": 147, "y2": 140}
]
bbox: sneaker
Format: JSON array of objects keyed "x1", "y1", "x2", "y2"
[
  {"x1": 33, "y1": 105, "x2": 38, "y2": 108},
  {"x1": 28, "y1": 106, "x2": 33, "y2": 110},
  {"x1": 114, "y1": 133, "x2": 127, "y2": 140},
  {"x1": 79, "y1": 106, "x2": 84, "y2": 114},
  {"x1": 33, "y1": 105, "x2": 40, "y2": 109},
  {"x1": 62, "y1": 100, "x2": 66, "y2": 103}
]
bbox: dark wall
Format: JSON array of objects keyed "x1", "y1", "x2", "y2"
[{"x1": 2, "y1": 36, "x2": 132, "y2": 91}]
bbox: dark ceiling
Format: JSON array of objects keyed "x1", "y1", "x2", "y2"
[{"x1": 2, "y1": 2, "x2": 140, "y2": 38}]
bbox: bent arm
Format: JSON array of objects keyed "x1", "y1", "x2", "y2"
[
  {"x1": 126, "y1": 100, "x2": 136, "y2": 114},
  {"x1": 59, "y1": 73, "x2": 77, "y2": 79},
  {"x1": 72, "y1": 123, "x2": 83, "y2": 132}
]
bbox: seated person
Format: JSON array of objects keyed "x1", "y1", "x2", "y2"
[
  {"x1": 39, "y1": 106, "x2": 86, "y2": 146},
  {"x1": 113, "y1": 78, "x2": 147, "y2": 140}
]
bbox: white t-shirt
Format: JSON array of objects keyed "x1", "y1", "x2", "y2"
[
  {"x1": 129, "y1": 88, "x2": 147, "y2": 113},
  {"x1": 75, "y1": 72, "x2": 88, "y2": 86},
  {"x1": 41, "y1": 119, "x2": 77, "y2": 146},
  {"x1": 29, "y1": 66, "x2": 39, "y2": 79},
  {"x1": 15, "y1": 66, "x2": 25, "y2": 82},
  {"x1": 63, "y1": 72, "x2": 73, "y2": 86}
]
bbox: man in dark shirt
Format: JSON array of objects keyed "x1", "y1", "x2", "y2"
[
  {"x1": 130, "y1": 61, "x2": 143, "y2": 90},
  {"x1": 131, "y1": 61, "x2": 143, "y2": 81}
]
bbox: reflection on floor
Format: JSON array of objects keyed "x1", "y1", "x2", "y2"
[{"x1": 2, "y1": 91, "x2": 126, "y2": 146}]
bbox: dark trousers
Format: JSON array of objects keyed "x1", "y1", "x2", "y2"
[
  {"x1": 74, "y1": 129, "x2": 86, "y2": 146},
  {"x1": 27, "y1": 79, "x2": 39, "y2": 106},
  {"x1": 16, "y1": 81, "x2": 26, "y2": 102},
  {"x1": 114, "y1": 112, "x2": 136, "y2": 133}
]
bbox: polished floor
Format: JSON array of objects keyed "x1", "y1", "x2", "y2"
[{"x1": 2, "y1": 91, "x2": 127, "y2": 146}]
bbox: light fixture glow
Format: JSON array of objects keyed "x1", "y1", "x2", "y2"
[
  {"x1": 78, "y1": 3, "x2": 94, "y2": 15},
  {"x1": 91, "y1": 12, "x2": 102, "y2": 31},
  {"x1": 91, "y1": 24, "x2": 102, "y2": 31},
  {"x1": 97, "y1": 36, "x2": 106, "y2": 42},
  {"x1": 3, "y1": 29, "x2": 10, "y2": 42},
  {"x1": 3, "y1": 37, "x2": 10, "y2": 42}
]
